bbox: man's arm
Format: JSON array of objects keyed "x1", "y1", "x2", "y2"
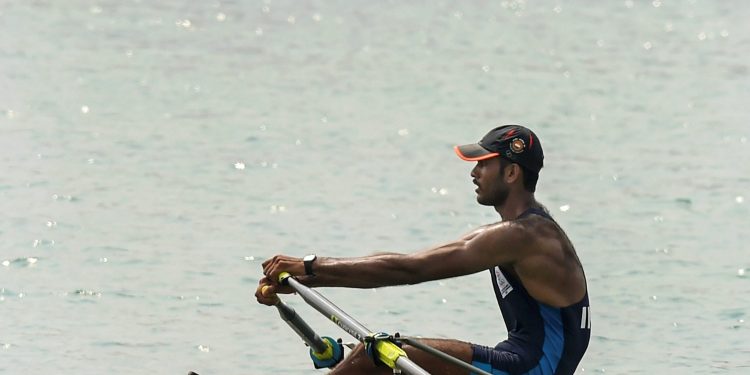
[{"x1": 261, "y1": 221, "x2": 530, "y2": 290}]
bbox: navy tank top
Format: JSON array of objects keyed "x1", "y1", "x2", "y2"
[{"x1": 489, "y1": 208, "x2": 590, "y2": 374}]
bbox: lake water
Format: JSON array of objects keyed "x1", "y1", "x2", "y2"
[{"x1": 1, "y1": 1, "x2": 748, "y2": 374}]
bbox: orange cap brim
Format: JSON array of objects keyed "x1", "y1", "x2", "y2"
[{"x1": 454, "y1": 145, "x2": 499, "y2": 161}]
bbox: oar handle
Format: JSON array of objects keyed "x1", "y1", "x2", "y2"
[{"x1": 278, "y1": 271, "x2": 292, "y2": 285}]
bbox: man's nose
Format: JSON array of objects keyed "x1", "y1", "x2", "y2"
[{"x1": 471, "y1": 163, "x2": 479, "y2": 178}]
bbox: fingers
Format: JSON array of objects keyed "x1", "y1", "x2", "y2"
[
  {"x1": 261, "y1": 256, "x2": 275, "y2": 274},
  {"x1": 261, "y1": 285, "x2": 273, "y2": 296},
  {"x1": 261, "y1": 255, "x2": 285, "y2": 281},
  {"x1": 255, "y1": 281, "x2": 279, "y2": 306},
  {"x1": 261, "y1": 255, "x2": 304, "y2": 285},
  {"x1": 260, "y1": 285, "x2": 280, "y2": 305},
  {"x1": 255, "y1": 274, "x2": 300, "y2": 306}
]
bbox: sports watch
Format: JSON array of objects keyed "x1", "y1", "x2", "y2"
[{"x1": 303, "y1": 254, "x2": 317, "y2": 276}]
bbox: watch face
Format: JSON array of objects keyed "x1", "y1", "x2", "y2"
[{"x1": 304, "y1": 254, "x2": 316, "y2": 261}]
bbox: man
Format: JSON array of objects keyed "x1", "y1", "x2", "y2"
[{"x1": 256, "y1": 125, "x2": 590, "y2": 374}]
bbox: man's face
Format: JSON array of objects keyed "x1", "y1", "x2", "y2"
[{"x1": 471, "y1": 157, "x2": 510, "y2": 206}]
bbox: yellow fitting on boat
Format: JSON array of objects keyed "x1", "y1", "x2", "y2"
[{"x1": 375, "y1": 340, "x2": 407, "y2": 369}]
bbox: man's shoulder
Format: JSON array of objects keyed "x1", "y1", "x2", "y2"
[
  {"x1": 512, "y1": 211, "x2": 562, "y2": 233},
  {"x1": 478, "y1": 219, "x2": 536, "y2": 249},
  {"x1": 508, "y1": 214, "x2": 569, "y2": 253}
]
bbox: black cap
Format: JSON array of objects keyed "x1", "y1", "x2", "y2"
[{"x1": 454, "y1": 125, "x2": 544, "y2": 174}]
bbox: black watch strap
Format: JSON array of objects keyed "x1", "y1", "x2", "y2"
[{"x1": 304, "y1": 254, "x2": 317, "y2": 276}]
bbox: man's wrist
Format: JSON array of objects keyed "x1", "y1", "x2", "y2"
[{"x1": 303, "y1": 254, "x2": 317, "y2": 276}]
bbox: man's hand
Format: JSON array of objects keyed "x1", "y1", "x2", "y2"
[
  {"x1": 262, "y1": 254, "x2": 306, "y2": 285},
  {"x1": 254, "y1": 276, "x2": 294, "y2": 306},
  {"x1": 255, "y1": 254, "x2": 306, "y2": 306}
]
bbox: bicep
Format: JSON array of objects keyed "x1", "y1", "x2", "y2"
[
  {"x1": 411, "y1": 224, "x2": 526, "y2": 282},
  {"x1": 465, "y1": 224, "x2": 526, "y2": 266}
]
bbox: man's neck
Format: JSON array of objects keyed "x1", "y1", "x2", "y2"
[{"x1": 495, "y1": 192, "x2": 537, "y2": 221}]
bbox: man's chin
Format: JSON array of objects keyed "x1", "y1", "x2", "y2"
[
  {"x1": 476, "y1": 192, "x2": 506, "y2": 207},
  {"x1": 476, "y1": 196, "x2": 494, "y2": 206}
]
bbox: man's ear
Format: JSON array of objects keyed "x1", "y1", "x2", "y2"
[{"x1": 505, "y1": 163, "x2": 522, "y2": 184}]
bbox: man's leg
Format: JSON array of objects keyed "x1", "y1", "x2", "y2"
[{"x1": 329, "y1": 338, "x2": 474, "y2": 375}]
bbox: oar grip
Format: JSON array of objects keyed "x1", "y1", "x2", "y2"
[
  {"x1": 278, "y1": 271, "x2": 292, "y2": 285},
  {"x1": 261, "y1": 285, "x2": 280, "y2": 303}
]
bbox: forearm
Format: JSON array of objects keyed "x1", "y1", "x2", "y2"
[
  {"x1": 264, "y1": 224, "x2": 514, "y2": 292},
  {"x1": 303, "y1": 253, "x2": 423, "y2": 289}
]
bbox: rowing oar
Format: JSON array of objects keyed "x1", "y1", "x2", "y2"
[
  {"x1": 261, "y1": 285, "x2": 344, "y2": 369},
  {"x1": 396, "y1": 336, "x2": 492, "y2": 375},
  {"x1": 277, "y1": 272, "x2": 430, "y2": 375}
]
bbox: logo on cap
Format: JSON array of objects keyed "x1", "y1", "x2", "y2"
[{"x1": 510, "y1": 138, "x2": 525, "y2": 154}]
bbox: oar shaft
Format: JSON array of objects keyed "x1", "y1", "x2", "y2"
[
  {"x1": 282, "y1": 275, "x2": 430, "y2": 375},
  {"x1": 400, "y1": 337, "x2": 492, "y2": 375},
  {"x1": 274, "y1": 300, "x2": 329, "y2": 354},
  {"x1": 285, "y1": 277, "x2": 373, "y2": 341},
  {"x1": 396, "y1": 357, "x2": 432, "y2": 375}
]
